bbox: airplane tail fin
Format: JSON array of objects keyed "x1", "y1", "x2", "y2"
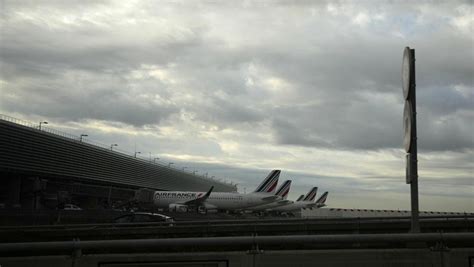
[
  {"x1": 303, "y1": 187, "x2": 318, "y2": 201},
  {"x1": 183, "y1": 186, "x2": 213, "y2": 206},
  {"x1": 296, "y1": 194, "x2": 305, "y2": 202},
  {"x1": 204, "y1": 186, "x2": 214, "y2": 199},
  {"x1": 274, "y1": 180, "x2": 291, "y2": 200},
  {"x1": 315, "y1": 191, "x2": 328, "y2": 204},
  {"x1": 253, "y1": 170, "x2": 280, "y2": 193}
]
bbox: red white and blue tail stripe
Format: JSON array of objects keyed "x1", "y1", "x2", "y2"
[
  {"x1": 296, "y1": 194, "x2": 305, "y2": 202},
  {"x1": 254, "y1": 170, "x2": 280, "y2": 193},
  {"x1": 315, "y1": 191, "x2": 328, "y2": 204},
  {"x1": 303, "y1": 187, "x2": 318, "y2": 201},
  {"x1": 274, "y1": 180, "x2": 291, "y2": 200}
]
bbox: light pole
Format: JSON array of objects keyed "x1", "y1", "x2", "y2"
[
  {"x1": 402, "y1": 47, "x2": 420, "y2": 233},
  {"x1": 110, "y1": 144, "x2": 118, "y2": 150},
  {"x1": 134, "y1": 151, "x2": 141, "y2": 158},
  {"x1": 154, "y1": 157, "x2": 160, "y2": 163},
  {"x1": 38, "y1": 121, "x2": 48, "y2": 130},
  {"x1": 79, "y1": 134, "x2": 88, "y2": 142},
  {"x1": 168, "y1": 162, "x2": 174, "y2": 168}
]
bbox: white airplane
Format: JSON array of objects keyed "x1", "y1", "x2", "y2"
[
  {"x1": 295, "y1": 194, "x2": 305, "y2": 202},
  {"x1": 314, "y1": 191, "x2": 329, "y2": 208},
  {"x1": 267, "y1": 186, "x2": 319, "y2": 212},
  {"x1": 153, "y1": 170, "x2": 281, "y2": 212},
  {"x1": 245, "y1": 180, "x2": 292, "y2": 211}
]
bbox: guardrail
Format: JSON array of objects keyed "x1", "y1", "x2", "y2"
[
  {"x1": 0, "y1": 233, "x2": 473, "y2": 254},
  {"x1": 0, "y1": 214, "x2": 472, "y2": 231}
]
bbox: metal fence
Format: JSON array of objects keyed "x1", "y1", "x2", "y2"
[{"x1": 1, "y1": 232, "x2": 473, "y2": 253}]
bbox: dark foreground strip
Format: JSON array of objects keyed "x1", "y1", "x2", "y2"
[{"x1": 0, "y1": 232, "x2": 473, "y2": 254}]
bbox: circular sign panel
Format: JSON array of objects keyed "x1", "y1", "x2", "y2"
[
  {"x1": 403, "y1": 101, "x2": 413, "y2": 152},
  {"x1": 402, "y1": 47, "x2": 412, "y2": 100}
]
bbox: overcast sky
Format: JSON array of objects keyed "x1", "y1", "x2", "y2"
[{"x1": 1, "y1": 1, "x2": 472, "y2": 212}]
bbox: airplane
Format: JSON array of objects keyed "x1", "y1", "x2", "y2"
[
  {"x1": 153, "y1": 170, "x2": 281, "y2": 212},
  {"x1": 267, "y1": 186, "x2": 319, "y2": 213},
  {"x1": 165, "y1": 186, "x2": 214, "y2": 212},
  {"x1": 314, "y1": 191, "x2": 329, "y2": 208},
  {"x1": 244, "y1": 180, "x2": 292, "y2": 211},
  {"x1": 295, "y1": 194, "x2": 305, "y2": 202}
]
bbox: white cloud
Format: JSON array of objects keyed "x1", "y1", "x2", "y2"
[
  {"x1": 1, "y1": 0, "x2": 472, "y2": 212},
  {"x1": 353, "y1": 12, "x2": 370, "y2": 26}
]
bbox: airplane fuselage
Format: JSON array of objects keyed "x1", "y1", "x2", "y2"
[
  {"x1": 153, "y1": 191, "x2": 278, "y2": 211},
  {"x1": 246, "y1": 200, "x2": 293, "y2": 211},
  {"x1": 268, "y1": 201, "x2": 315, "y2": 212}
]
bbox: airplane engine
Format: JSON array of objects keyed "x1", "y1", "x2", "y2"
[
  {"x1": 169, "y1": 204, "x2": 188, "y2": 212},
  {"x1": 195, "y1": 203, "x2": 218, "y2": 214}
]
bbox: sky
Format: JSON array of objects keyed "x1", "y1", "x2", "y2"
[{"x1": 0, "y1": 1, "x2": 472, "y2": 212}]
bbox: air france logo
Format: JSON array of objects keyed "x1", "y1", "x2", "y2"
[{"x1": 154, "y1": 192, "x2": 197, "y2": 201}]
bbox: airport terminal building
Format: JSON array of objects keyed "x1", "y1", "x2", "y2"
[{"x1": 0, "y1": 114, "x2": 236, "y2": 210}]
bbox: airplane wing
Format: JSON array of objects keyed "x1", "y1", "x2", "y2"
[
  {"x1": 262, "y1": 195, "x2": 279, "y2": 201},
  {"x1": 304, "y1": 203, "x2": 318, "y2": 208},
  {"x1": 183, "y1": 186, "x2": 213, "y2": 206},
  {"x1": 277, "y1": 200, "x2": 292, "y2": 205}
]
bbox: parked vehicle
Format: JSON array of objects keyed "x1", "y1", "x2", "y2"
[
  {"x1": 113, "y1": 212, "x2": 173, "y2": 223},
  {"x1": 62, "y1": 204, "x2": 82, "y2": 210}
]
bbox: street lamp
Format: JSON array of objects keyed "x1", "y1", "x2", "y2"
[
  {"x1": 79, "y1": 134, "x2": 88, "y2": 142},
  {"x1": 154, "y1": 157, "x2": 160, "y2": 163},
  {"x1": 110, "y1": 144, "x2": 118, "y2": 150},
  {"x1": 38, "y1": 121, "x2": 48, "y2": 130},
  {"x1": 168, "y1": 162, "x2": 174, "y2": 168},
  {"x1": 134, "y1": 151, "x2": 141, "y2": 158}
]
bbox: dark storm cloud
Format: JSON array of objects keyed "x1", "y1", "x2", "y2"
[
  {"x1": 189, "y1": 93, "x2": 265, "y2": 127},
  {"x1": 0, "y1": 13, "x2": 203, "y2": 73},
  {"x1": 0, "y1": 0, "x2": 472, "y2": 150},
  {"x1": 0, "y1": 68, "x2": 180, "y2": 126},
  {"x1": 270, "y1": 95, "x2": 403, "y2": 150},
  {"x1": 254, "y1": 29, "x2": 473, "y2": 151},
  {"x1": 419, "y1": 86, "x2": 472, "y2": 116},
  {"x1": 2, "y1": 87, "x2": 179, "y2": 127},
  {"x1": 417, "y1": 111, "x2": 473, "y2": 151},
  {"x1": 254, "y1": 20, "x2": 472, "y2": 151},
  {"x1": 272, "y1": 118, "x2": 332, "y2": 148},
  {"x1": 0, "y1": 1, "x2": 203, "y2": 126}
]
